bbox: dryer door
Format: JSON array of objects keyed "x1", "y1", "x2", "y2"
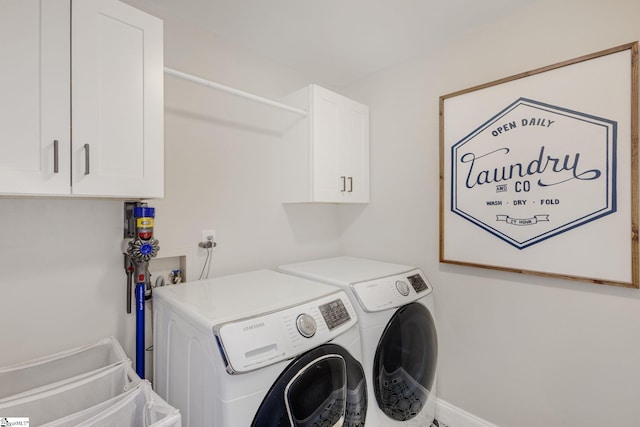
[
  {"x1": 373, "y1": 302, "x2": 438, "y2": 422},
  {"x1": 252, "y1": 343, "x2": 367, "y2": 427}
]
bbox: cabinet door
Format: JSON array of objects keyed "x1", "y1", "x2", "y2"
[
  {"x1": 311, "y1": 86, "x2": 369, "y2": 203},
  {"x1": 340, "y1": 98, "x2": 369, "y2": 203},
  {"x1": 311, "y1": 86, "x2": 342, "y2": 202},
  {"x1": 71, "y1": 0, "x2": 163, "y2": 198},
  {"x1": 0, "y1": 0, "x2": 70, "y2": 195}
]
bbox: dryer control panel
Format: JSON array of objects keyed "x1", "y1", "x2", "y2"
[
  {"x1": 351, "y1": 268, "x2": 432, "y2": 313},
  {"x1": 214, "y1": 291, "x2": 357, "y2": 374}
]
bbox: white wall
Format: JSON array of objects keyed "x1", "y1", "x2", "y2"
[
  {"x1": 135, "y1": 2, "x2": 343, "y2": 280},
  {"x1": 0, "y1": 6, "x2": 343, "y2": 370},
  {"x1": 340, "y1": 0, "x2": 640, "y2": 426},
  {"x1": 0, "y1": 199, "x2": 129, "y2": 366}
]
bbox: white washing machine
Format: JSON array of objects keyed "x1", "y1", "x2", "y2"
[
  {"x1": 279, "y1": 257, "x2": 438, "y2": 427},
  {"x1": 153, "y1": 269, "x2": 368, "y2": 427}
]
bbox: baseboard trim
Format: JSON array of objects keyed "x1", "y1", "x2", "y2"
[{"x1": 436, "y1": 398, "x2": 499, "y2": 427}]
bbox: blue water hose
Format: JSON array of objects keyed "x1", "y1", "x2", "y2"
[{"x1": 136, "y1": 281, "x2": 145, "y2": 378}]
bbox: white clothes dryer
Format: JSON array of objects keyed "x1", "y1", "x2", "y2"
[
  {"x1": 153, "y1": 270, "x2": 368, "y2": 427},
  {"x1": 279, "y1": 257, "x2": 438, "y2": 427}
]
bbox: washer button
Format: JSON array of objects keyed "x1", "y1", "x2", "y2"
[
  {"x1": 296, "y1": 314, "x2": 317, "y2": 338},
  {"x1": 396, "y1": 280, "x2": 410, "y2": 296}
]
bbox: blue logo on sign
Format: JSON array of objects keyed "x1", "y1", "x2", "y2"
[{"x1": 451, "y1": 98, "x2": 616, "y2": 249}]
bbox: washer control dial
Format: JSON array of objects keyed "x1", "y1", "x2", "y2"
[
  {"x1": 296, "y1": 314, "x2": 317, "y2": 338},
  {"x1": 395, "y1": 280, "x2": 410, "y2": 296}
]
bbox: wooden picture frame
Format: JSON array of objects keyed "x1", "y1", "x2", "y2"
[{"x1": 439, "y1": 42, "x2": 639, "y2": 288}]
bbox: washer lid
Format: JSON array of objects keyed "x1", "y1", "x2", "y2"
[
  {"x1": 280, "y1": 257, "x2": 433, "y2": 312},
  {"x1": 152, "y1": 270, "x2": 343, "y2": 329},
  {"x1": 279, "y1": 256, "x2": 415, "y2": 286}
]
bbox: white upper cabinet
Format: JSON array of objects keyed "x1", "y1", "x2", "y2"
[
  {"x1": 282, "y1": 85, "x2": 369, "y2": 203},
  {"x1": 0, "y1": 0, "x2": 164, "y2": 198}
]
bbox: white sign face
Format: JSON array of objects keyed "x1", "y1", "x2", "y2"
[
  {"x1": 440, "y1": 43, "x2": 638, "y2": 287},
  {"x1": 452, "y1": 97, "x2": 616, "y2": 249}
]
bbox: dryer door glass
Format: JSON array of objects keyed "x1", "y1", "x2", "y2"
[
  {"x1": 373, "y1": 302, "x2": 438, "y2": 422},
  {"x1": 252, "y1": 343, "x2": 367, "y2": 427}
]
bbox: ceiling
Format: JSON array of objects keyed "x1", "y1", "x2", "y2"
[{"x1": 124, "y1": 0, "x2": 537, "y2": 87}]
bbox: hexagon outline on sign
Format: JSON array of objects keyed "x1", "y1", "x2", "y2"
[{"x1": 450, "y1": 97, "x2": 617, "y2": 249}]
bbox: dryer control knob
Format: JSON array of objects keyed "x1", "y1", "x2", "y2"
[
  {"x1": 296, "y1": 314, "x2": 317, "y2": 338},
  {"x1": 396, "y1": 280, "x2": 410, "y2": 296}
]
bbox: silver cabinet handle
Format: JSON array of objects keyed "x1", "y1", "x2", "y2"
[
  {"x1": 348, "y1": 176, "x2": 353, "y2": 192},
  {"x1": 340, "y1": 176, "x2": 346, "y2": 192},
  {"x1": 53, "y1": 140, "x2": 59, "y2": 173},
  {"x1": 84, "y1": 144, "x2": 90, "y2": 175}
]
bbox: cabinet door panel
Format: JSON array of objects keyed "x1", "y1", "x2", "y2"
[
  {"x1": 312, "y1": 89, "x2": 342, "y2": 201},
  {"x1": 97, "y1": 13, "x2": 144, "y2": 179},
  {"x1": 72, "y1": 0, "x2": 163, "y2": 198},
  {"x1": 0, "y1": 0, "x2": 70, "y2": 195},
  {"x1": 341, "y1": 101, "x2": 369, "y2": 202}
]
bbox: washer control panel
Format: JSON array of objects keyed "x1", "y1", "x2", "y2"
[
  {"x1": 351, "y1": 269, "x2": 432, "y2": 313},
  {"x1": 319, "y1": 298, "x2": 351, "y2": 330},
  {"x1": 214, "y1": 291, "x2": 357, "y2": 374},
  {"x1": 407, "y1": 272, "x2": 429, "y2": 292}
]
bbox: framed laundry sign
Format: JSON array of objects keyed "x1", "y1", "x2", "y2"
[{"x1": 439, "y1": 42, "x2": 639, "y2": 288}]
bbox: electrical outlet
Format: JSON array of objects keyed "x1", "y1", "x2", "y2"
[{"x1": 200, "y1": 229, "x2": 216, "y2": 250}]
